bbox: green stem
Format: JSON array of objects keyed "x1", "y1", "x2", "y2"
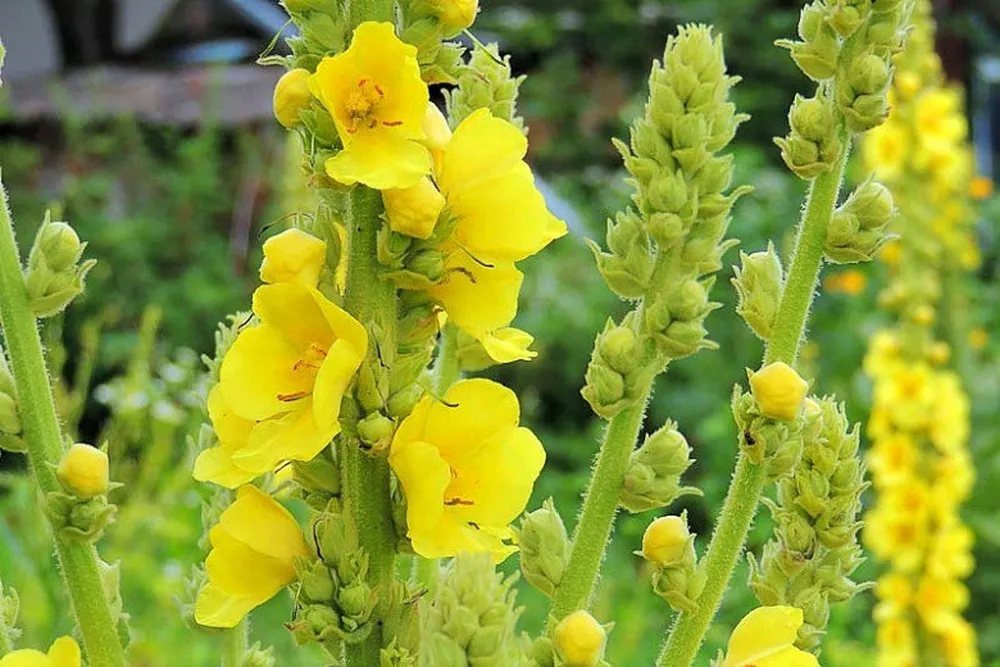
[
  {"x1": 550, "y1": 385, "x2": 652, "y2": 620},
  {"x1": 432, "y1": 323, "x2": 460, "y2": 395},
  {"x1": 764, "y1": 128, "x2": 851, "y2": 365},
  {"x1": 341, "y1": 186, "x2": 398, "y2": 667},
  {"x1": 0, "y1": 178, "x2": 127, "y2": 666},
  {"x1": 657, "y1": 131, "x2": 851, "y2": 667},
  {"x1": 221, "y1": 620, "x2": 248, "y2": 667}
]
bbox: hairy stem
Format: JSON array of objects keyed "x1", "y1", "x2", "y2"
[
  {"x1": 341, "y1": 186, "x2": 398, "y2": 667},
  {"x1": 221, "y1": 620, "x2": 248, "y2": 667},
  {"x1": 658, "y1": 130, "x2": 851, "y2": 667},
  {"x1": 550, "y1": 385, "x2": 652, "y2": 620},
  {"x1": 0, "y1": 178, "x2": 126, "y2": 666}
]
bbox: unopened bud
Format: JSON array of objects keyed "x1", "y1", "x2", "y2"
[
  {"x1": 732, "y1": 243, "x2": 783, "y2": 341},
  {"x1": 39, "y1": 222, "x2": 84, "y2": 272},
  {"x1": 749, "y1": 363, "x2": 809, "y2": 423},
  {"x1": 553, "y1": 611, "x2": 607, "y2": 667},
  {"x1": 383, "y1": 177, "x2": 446, "y2": 241},
  {"x1": 642, "y1": 515, "x2": 691, "y2": 567},
  {"x1": 273, "y1": 68, "x2": 312, "y2": 129},
  {"x1": 517, "y1": 499, "x2": 570, "y2": 598},
  {"x1": 426, "y1": 0, "x2": 479, "y2": 34},
  {"x1": 57, "y1": 443, "x2": 110, "y2": 498},
  {"x1": 260, "y1": 228, "x2": 327, "y2": 287}
]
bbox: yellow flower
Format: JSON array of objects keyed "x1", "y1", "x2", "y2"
[
  {"x1": 864, "y1": 120, "x2": 908, "y2": 179},
  {"x1": 822, "y1": 269, "x2": 866, "y2": 295},
  {"x1": 914, "y1": 88, "x2": 967, "y2": 154},
  {"x1": 310, "y1": 22, "x2": 430, "y2": 190},
  {"x1": 927, "y1": 520, "x2": 974, "y2": 580},
  {"x1": 874, "y1": 573, "x2": 913, "y2": 621},
  {"x1": 273, "y1": 68, "x2": 312, "y2": 129},
  {"x1": 864, "y1": 330, "x2": 900, "y2": 378},
  {"x1": 194, "y1": 282, "x2": 367, "y2": 486},
  {"x1": 875, "y1": 363, "x2": 935, "y2": 431},
  {"x1": 383, "y1": 176, "x2": 446, "y2": 240},
  {"x1": 641, "y1": 515, "x2": 690, "y2": 566},
  {"x1": 427, "y1": 0, "x2": 479, "y2": 33},
  {"x1": 936, "y1": 615, "x2": 979, "y2": 667},
  {"x1": 876, "y1": 617, "x2": 916, "y2": 665},
  {"x1": 749, "y1": 362, "x2": 809, "y2": 422},
  {"x1": 969, "y1": 176, "x2": 994, "y2": 201},
  {"x1": 553, "y1": 610, "x2": 607, "y2": 667},
  {"x1": 968, "y1": 327, "x2": 988, "y2": 351},
  {"x1": 915, "y1": 575, "x2": 969, "y2": 631},
  {"x1": 259, "y1": 228, "x2": 327, "y2": 287},
  {"x1": 721, "y1": 606, "x2": 819, "y2": 667},
  {"x1": 55, "y1": 443, "x2": 109, "y2": 497},
  {"x1": 435, "y1": 109, "x2": 567, "y2": 265},
  {"x1": 867, "y1": 432, "x2": 917, "y2": 488},
  {"x1": 0, "y1": 637, "x2": 80, "y2": 667},
  {"x1": 195, "y1": 485, "x2": 308, "y2": 627},
  {"x1": 388, "y1": 379, "x2": 545, "y2": 562}
]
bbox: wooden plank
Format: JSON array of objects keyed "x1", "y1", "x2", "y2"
[{"x1": 4, "y1": 65, "x2": 283, "y2": 126}]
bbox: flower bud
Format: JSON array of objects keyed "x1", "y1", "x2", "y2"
[
  {"x1": 775, "y1": 94, "x2": 843, "y2": 180},
  {"x1": 25, "y1": 215, "x2": 95, "y2": 318},
  {"x1": 404, "y1": 249, "x2": 446, "y2": 283},
  {"x1": 57, "y1": 443, "x2": 110, "y2": 497},
  {"x1": 260, "y1": 228, "x2": 327, "y2": 287},
  {"x1": 426, "y1": 0, "x2": 479, "y2": 34},
  {"x1": 273, "y1": 68, "x2": 312, "y2": 129},
  {"x1": 749, "y1": 362, "x2": 809, "y2": 423},
  {"x1": 517, "y1": 499, "x2": 570, "y2": 598},
  {"x1": 845, "y1": 180, "x2": 896, "y2": 231},
  {"x1": 826, "y1": 0, "x2": 872, "y2": 38},
  {"x1": 621, "y1": 421, "x2": 699, "y2": 512},
  {"x1": 732, "y1": 243, "x2": 783, "y2": 341},
  {"x1": 777, "y1": 16, "x2": 840, "y2": 81},
  {"x1": 39, "y1": 222, "x2": 84, "y2": 272},
  {"x1": 553, "y1": 611, "x2": 607, "y2": 667},
  {"x1": 422, "y1": 102, "x2": 453, "y2": 154},
  {"x1": 292, "y1": 454, "x2": 341, "y2": 496},
  {"x1": 383, "y1": 177, "x2": 446, "y2": 240},
  {"x1": 642, "y1": 515, "x2": 691, "y2": 567}
]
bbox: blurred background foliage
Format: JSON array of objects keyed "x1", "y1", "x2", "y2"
[{"x1": 0, "y1": 0, "x2": 999, "y2": 665}]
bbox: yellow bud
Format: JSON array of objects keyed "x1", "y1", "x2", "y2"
[
  {"x1": 749, "y1": 362, "x2": 808, "y2": 422},
  {"x1": 273, "y1": 68, "x2": 312, "y2": 129},
  {"x1": 427, "y1": 0, "x2": 479, "y2": 33},
  {"x1": 553, "y1": 610, "x2": 607, "y2": 667},
  {"x1": 56, "y1": 443, "x2": 110, "y2": 497},
  {"x1": 383, "y1": 176, "x2": 446, "y2": 240},
  {"x1": 260, "y1": 228, "x2": 327, "y2": 287},
  {"x1": 642, "y1": 515, "x2": 690, "y2": 566},
  {"x1": 422, "y1": 102, "x2": 453, "y2": 152}
]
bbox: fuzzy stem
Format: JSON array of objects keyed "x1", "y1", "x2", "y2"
[
  {"x1": 221, "y1": 620, "x2": 248, "y2": 667},
  {"x1": 0, "y1": 178, "x2": 127, "y2": 666},
  {"x1": 657, "y1": 131, "x2": 851, "y2": 667},
  {"x1": 341, "y1": 186, "x2": 398, "y2": 667},
  {"x1": 550, "y1": 385, "x2": 652, "y2": 620},
  {"x1": 432, "y1": 323, "x2": 461, "y2": 395}
]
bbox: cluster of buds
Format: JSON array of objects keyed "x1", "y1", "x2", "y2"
[
  {"x1": 24, "y1": 214, "x2": 95, "y2": 318},
  {"x1": 420, "y1": 554, "x2": 528, "y2": 665},
  {"x1": 620, "y1": 420, "x2": 700, "y2": 512},
  {"x1": 443, "y1": 41, "x2": 524, "y2": 129},
  {"x1": 291, "y1": 509, "x2": 378, "y2": 651},
  {"x1": 749, "y1": 397, "x2": 868, "y2": 650},
  {"x1": 517, "y1": 499, "x2": 571, "y2": 598},
  {"x1": 581, "y1": 318, "x2": 650, "y2": 419},
  {"x1": 731, "y1": 242, "x2": 783, "y2": 341},
  {"x1": 732, "y1": 362, "x2": 810, "y2": 480},
  {"x1": 583, "y1": 25, "x2": 748, "y2": 418},
  {"x1": 775, "y1": 0, "x2": 914, "y2": 179},
  {"x1": 47, "y1": 443, "x2": 118, "y2": 542},
  {"x1": 640, "y1": 514, "x2": 706, "y2": 613},
  {"x1": 825, "y1": 178, "x2": 897, "y2": 263},
  {"x1": 0, "y1": 346, "x2": 22, "y2": 451}
]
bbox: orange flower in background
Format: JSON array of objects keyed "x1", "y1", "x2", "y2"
[
  {"x1": 969, "y1": 176, "x2": 993, "y2": 201},
  {"x1": 823, "y1": 269, "x2": 867, "y2": 295}
]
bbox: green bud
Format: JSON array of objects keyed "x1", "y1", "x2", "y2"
[
  {"x1": 647, "y1": 212, "x2": 687, "y2": 250},
  {"x1": 47, "y1": 491, "x2": 117, "y2": 543},
  {"x1": 582, "y1": 320, "x2": 643, "y2": 419},
  {"x1": 776, "y1": 95, "x2": 843, "y2": 180},
  {"x1": 405, "y1": 249, "x2": 446, "y2": 283},
  {"x1": 777, "y1": 16, "x2": 840, "y2": 81},
  {"x1": 25, "y1": 215, "x2": 96, "y2": 318},
  {"x1": 338, "y1": 581, "x2": 372, "y2": 619},
  {"x1": 357, "y1": 411, "x2": 395, "y2": 453},
  {"x1": 589, "y1": 211, "x2": 655, "y2": 299},
  {"x1": 789, "y1": 95, "x2": 837, "y2": 143},
  {"x1": 732, "y1": 243, "x2": 783, "y2": 341},
  {"x1": 377, "y1": 226, "x2": 413, "y2": 269},
  {"x1": 518, "y1": 499, "x2": 570, "y2": 598},
  {"x1": 826, "y1": 0, "x2": 872, "y2": 38},
  {"x1": 39, "y1": 222, "x2": 84, "y2": 272},
  {"x1": 847, "y1": 53, "x2": 891, "y2": 95},
  {"x1": 621, "y1": 421, "x2": 701, "y2": 513},
  {"x1": 446, "y1": 43, "x2": 525, "y2": 129},
  {"x1": 598, "y1": 325, "x2": 640, "y2": 374},
  {"x1": 290, "y1": 604, "x2": 341, "y2": 644},
  {"x1": 300, "y1": 561, "x2": 337, "y2": 603},
  {"x1": 668, "y1": 280, "x2": 709, "y2": 322},
  {"x1": 387, "y1": 384, "x2": 424, "y2": 420},
  {"x1": 844, "y1": 179, "x2": 896, "y2": 230},
  {"x1": 581, "y1": 361, "x2": 627, "y2": 419}
]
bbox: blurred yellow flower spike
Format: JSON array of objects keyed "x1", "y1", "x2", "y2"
[
  {"x1": 0, "y1": 637, "x2": 80, "y2": 667},
  {"x1": 194, "y1": 283, "x2": 367, "y2": 486},
  {"x1": 388, "y1": 379, "x2": 545, "y2": 561},
  {"x1": 195, "y1": 486, "x2": 308, "y2": 628},
  {"x1": 310, "y1": 22, "x2": 431, "y2": 190},
  {"x1": 722, "y1": 606, "x2": 819, "y2": 667},
  {"x1": 436, "y1": 109, "x2": 567, "y2": 264},
  {"x1": 259, "y1": 228, "x2": 327, "y2": 288}
]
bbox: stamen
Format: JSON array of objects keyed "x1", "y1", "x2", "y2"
[
  {"x1": 444, "y1": 497, "x2": 474, "y2": 506},
  {"x1": 277, "y1": 391, "x2": 310, "y2": 402}
]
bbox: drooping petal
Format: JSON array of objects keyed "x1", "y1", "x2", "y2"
[
  {"x1": 312, "y1": 338, "x2": 364, "y2": 432},
  {"x1": 437, "y1": 109, "x2": 527, "y2": 195},
  {"x1": 194, "y1": 581, "x2": 262, "y2": 629},
  {"x1": 388, "y1": 438, "x2": 451, "y2": 540},
  {"x1": 324, "y1": 132, "x2": 431, "y2": 191},
  {"x1": 217, "y1": 486, "x2": 308, "y2": 563},
  {"x1": 252, "y1": 283, "x2": 334, "y2": 353},
  {"x1": 427, "y1": 255, "x2": 522, "y2": 341},
  {"x1": 233, "y1": 400, "x2": 337, "y2": 473},
  {"x1": 723, "y1": 606, "x2": 818, "y2": 667},
  {"x1": 192, "y1": 444, "x2": 256, "y2": 489},
  {"x1": 207, "y1": 384, "x2": 253, "y2": 445},
  {"x1": 481, "y1": 327, "x2": 537, "y2": 363}
]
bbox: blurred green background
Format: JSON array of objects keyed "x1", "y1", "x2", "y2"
[{"x1": 1, "y1": 0, "x2": 1000, "y2": 665}]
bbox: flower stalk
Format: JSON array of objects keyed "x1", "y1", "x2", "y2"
[{"x1": 0, "y1": 178, "x2": 127, "y2": 666}]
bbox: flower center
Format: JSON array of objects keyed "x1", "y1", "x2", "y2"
[
  {"x1": 278, "y1": 343, "x2": 327, "y2": 403},
  {"x1": 345, "y1": 79, "x2": 385, "y2": 133}
]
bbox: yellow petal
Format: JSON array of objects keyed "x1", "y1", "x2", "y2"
[
  {"x1": 194, "y1": 581, "x2": 261, "y2": 629},
  {"x1": 0, "y1": 649, "x2": 50, "y2": 667},
  {"x1": 46, "y1": 637, "x2": 80, "y2": 667},
  {"x1": 192, "y1": 445, "x2": 257, "y2": 489},
  {"x1": 312, "y1": 338, "x2": 364, "y2": 432},
  {"x1": 427, "y1": 255, "x2": 522, "y2": 340},
  {"x1": 388, "y1": 437, "x2": 451, "y2": 540},
  {"x1": 420, "y1": 379, "x2": 521, "y2": 462},
  {"x1": 252, "y1": 283, "x2": 334, "y2": 352},
  {"x1": 481, "y1": 327, "x2": 537, "y2": 363},
  {"x1": 232, "y1": 399, "x2": 337, "y2": 473},
  {"x1": 324, "y1": 133, "x2": 431, "y2": 190},
  {"x1": 218, "y1": 486, "x2": 308, "y2": 563},
  {"x1": 723, "y1": 607, "x2": 811, "y2": 667},
  {"x1": 437, "y1": 109, "x2": 526, "y2": 195},
  {"x1": 208, "y1": 384, "x2": 253, "y2": 445},
  {"x1": 219, "y1": 323, "x2": 311, "y2": 421},
  {"x1": 201, "y1": 530, "x2": 295, "y2": 619},
  {"x1": 259, "y1": 228, "x2": 327, "y2": 287},
  {"x1": 446, "y1": 425, "x2": 546, "y2": 526},
  {"x1": 422, "y1": 102, "x2": 453, "y2": 153},
  {"x1": 448, "y1": 158, "x2": 567, "y2": 263},
  {"x1": 384, "y1": 176, "x2": 446, "y2": 240}
]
